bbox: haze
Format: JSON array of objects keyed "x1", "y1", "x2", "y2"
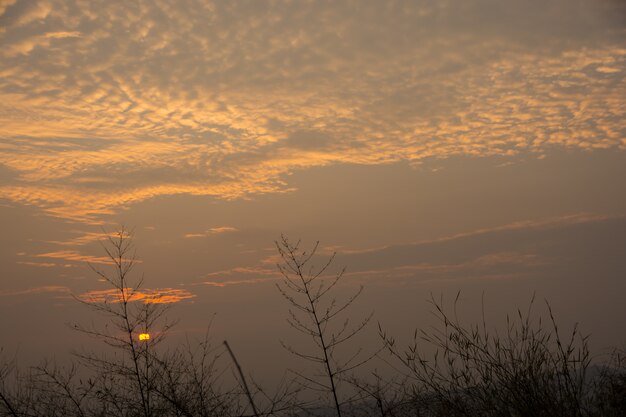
[{"x1": 0, "y1": 0, "x2": 625, "y2": 376}]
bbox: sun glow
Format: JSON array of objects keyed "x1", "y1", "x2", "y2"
[{"x1": 138, "y1": 333, "x2": 150, "y2": 341}]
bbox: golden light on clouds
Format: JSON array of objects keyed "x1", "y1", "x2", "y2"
[
  {"x1": 0, "y1": 0, "x2": 624, "y2": 222},
  {"x1": 36, "y1": 250, "x2": 117, "y2": 265},
  {"x1": 79, "y1": 288, "x2": 195, "y2": 304}
]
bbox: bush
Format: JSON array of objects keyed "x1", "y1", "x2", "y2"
[
  {"x1": 378, "y1": 293, "x2": 625, "y2": 417},
  {"x1": 1, "y1": 233, "x2": 624, "y2": 416}
]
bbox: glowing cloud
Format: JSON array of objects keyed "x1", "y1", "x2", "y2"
[
  {"x1": 36, "y1": 250, "x2": 117, "y2": 265},
  {"x1": 184, "y1": 226, "x2": 238, "y2": 238},
  {"x1": 79, "y1": 287, "x2": 196, "y2": 304},
  {"x1": 0, "y1": 0, "x2": 623, "y2": 221}
]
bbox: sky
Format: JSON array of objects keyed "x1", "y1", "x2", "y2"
[{"x1": 0, "y1": 0, "x2": 625, "y2": 377}]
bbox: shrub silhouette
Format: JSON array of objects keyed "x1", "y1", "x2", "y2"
[
  {"x1": 275, "y1": 236, "x2": 376, "y2": 417},
  {"x1": 0, "y1": 229, "x2": 240, "y2": 417},
  {"x1": 0, "y1": 231, "x2": 624, "y2": 416},
  {"x1": 378, "y1": 293, "x2": 624, "y2": 417}
]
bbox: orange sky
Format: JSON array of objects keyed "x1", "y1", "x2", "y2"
[{"x1": 1, "y1": 0, "x2": 625, "y2": 373}]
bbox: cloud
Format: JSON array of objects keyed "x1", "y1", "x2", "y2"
[
  {"x1": 335, "y1": 213, "x2": 626, "y2": 285},
  {"x1": 0, "y1": 0, "x2": 51, "y2": 27},
  {"x1": 45, "y1": 231, "x2": 114, "y2": 246},
  {"x1": 205, "y1": 266, "x2": 277, "y2": 277},
  {"x1": 35, "y1": 250, "x2": 117, "y2": 264},
  {"x1": 202, "y1": 278, "x2": 276, "y2": 287},
  {"x1": 0, "y1": 285, "x2": 70, "y2": 297},
  {"x1": 345, "y1": 251, "x2": 548, "y2": 284},
  {"x1": 16, "y1": 261, "x2": 73, "y2": 268},
  {"x1": 184, "y1": 226, "x2": 238, "y2": 238},
  {"x1": 79, "y1": 287, "x2": 195, "y2": 304},
  {"x1": 201, "y1": 266, "x2": 279, "y2": 287},
  {"x1": 198, "y1": 214, "x2": 611, "y2": 288},
  {"x1": 43, "y1": 31, "x2": 80, "y2": 39},
  {"x1": 0, "y1": 0, "x2": 624, "y2": 221},
  {"x1": 415, "y1": 213, "x2": 616, "y2": 246},
  {"x1": 0, "y1": 0, "x2": 16, "y2": 16}
]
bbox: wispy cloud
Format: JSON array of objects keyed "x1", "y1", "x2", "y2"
[
  {"x1": 334, "y1": 213, "x2": 618, "y2": 256},
  {"x1": 338, "y1": 214, "x2": 626, "y2": 285},
  {"x1": 0, "y1": 285, "x2": 70, "y2": 297},
  {"x1": 45, "y1": 231, "x2": 114, "y2": 246},
  {"x1": 79, "y1": 288, "x2": 195, "y2": 304},
  {"x1": 35, "y1": 250, "x2": 116, "y2": 264},
  {"x1": 203, "y1": 278, "x2": 276, "y2": 287},
  {"x1": 16, "y1": 260, "x2": 73, "y2": 268},
  {"x1": 416, "y1": 213, "x2": 618, "y2": 246},
  {"x1": 205, "y1": 266, "x2": 277, "y2": 277},
  {"x1": 43, "y1": 31, "x2": 80, "y2": 39},
  {"x1": 184, "y1": 226, "x2": 237, "y2": 238},
  {"x1": 201, "y1": 266, "x2": 279, "y2": 287}
]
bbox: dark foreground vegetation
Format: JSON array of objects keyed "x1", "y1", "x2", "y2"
[{"x1": 1, "y1": 230, "x2": 624, "y2": 416}]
